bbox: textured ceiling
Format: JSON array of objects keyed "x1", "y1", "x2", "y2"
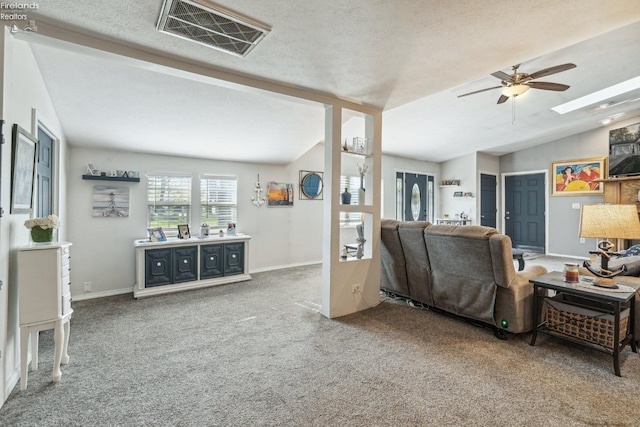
[{"x1": 17, "y1": 1, "x2": 640, "y2": 163}]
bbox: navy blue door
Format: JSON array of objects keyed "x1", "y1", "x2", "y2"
[
  {"x1": 403, "y1": 173, "x2": 427, "y2": 221},
  {"x1": 480, "y1": 174, "x2": 497, "y2": 227},
  {"x1": 505, "y1": 173, "x2": 545, "y2": 252}
]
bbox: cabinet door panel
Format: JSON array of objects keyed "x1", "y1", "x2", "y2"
[
  {"x1": 224, "y1": 242, "x2": 244, "y2": 276},
  {"x1": 145, "y1": 248, "x2": 173, "y2": 287},
  {"x1": 173, "y1": 246, "x2": 198, "y2": 283},
  {"x1": 201, "y1": 244, "x2": 223, "y2": 279}
]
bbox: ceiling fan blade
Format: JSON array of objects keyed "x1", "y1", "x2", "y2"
[
  {"x1": 497, "y1": 94, "x2": 509, "y2": 104},
  {"x1": 527, "y1": 63, "x2": 576, "y2": 80},
  {"x1": 457, "y1": 86, "x2": 503, "y2": 98},
  {"x1": 527, "y1": 81, "x2": 570, "y2": 91},
  {"x1": 491, "y1": 71, "x2": 513, "y2": 81}
]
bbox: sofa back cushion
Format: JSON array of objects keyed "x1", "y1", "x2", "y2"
[
  {"x1": 380, "y1": 219, "x2": 410, "y2": 296},
  {"x1": 398, "y1": 221, "x2": 433, "y2": 305},
  {"x1": 424, "y1": 225, "x2": 499, "y2": 324}
]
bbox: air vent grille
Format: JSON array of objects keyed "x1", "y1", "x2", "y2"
[{"x1": 157, "y1": 0, "x2": 270, "y2": 57}]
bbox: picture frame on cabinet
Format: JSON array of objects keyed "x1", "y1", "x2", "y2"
[
  {"x1": 10, "y1": 124, "x2": 37, "y2": 214},
  {"x1": 147, "y1": 227, "x2": 166, "y2": 242},
  {"x1": 177, "y1": 224, "x2": 190, "y2": 239},
  {"x1": 227, "y1": 223, "x2": 237, "y2": 235}
]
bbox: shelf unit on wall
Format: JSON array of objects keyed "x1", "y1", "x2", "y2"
[{"x1": 82, "y1": 174, "x2": 140, "y2": 183}]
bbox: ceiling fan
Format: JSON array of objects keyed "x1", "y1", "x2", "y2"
[{"x1": 458, "y1": 63, "x2": 577, "y2": 104}]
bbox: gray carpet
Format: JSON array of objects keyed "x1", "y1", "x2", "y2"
[{"x1": 2, "y1": 257, "x2": 639, "y2": 426}]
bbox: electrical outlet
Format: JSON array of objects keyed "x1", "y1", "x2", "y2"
[
  {"x1": 580, "y1": 238, "x2": 586, "y2": 244},
  {"x1": 83, "y1": 281, "x2": 92, "y2": 292},
  {"x1": 352, "y1": 284, "x2": 362, "y2": 294}
]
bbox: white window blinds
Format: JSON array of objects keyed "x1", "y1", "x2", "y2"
[
  {"x1": 147, "y1": 174, "x2": 192, "y2": 232},
  {"x1": 200, "y1": 175, "x2": 237, "y2": 229}
]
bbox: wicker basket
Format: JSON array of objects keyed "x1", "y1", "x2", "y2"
[{"x1": 544, "y1": 294, "x2": 629, "y2": 349}]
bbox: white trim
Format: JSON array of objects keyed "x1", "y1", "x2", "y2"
[
  {"x1": 32, "y1": 109, "x2": 61, "y2": 218},
  {"x1": 501, "y1": 169, "x2": 549, "y2": 254},
  {"x1": 250, "y1": 260, "x2": 321, "y2": 274},
  {"x1": 71, "y1": 287, "x2": 133, "y2": 301}
]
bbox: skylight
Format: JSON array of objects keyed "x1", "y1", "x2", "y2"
[{"x1": 551, "y1": 76, "x2": 640, "y2": 114}]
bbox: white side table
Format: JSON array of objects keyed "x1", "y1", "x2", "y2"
[
  {"x1": 20, "y1": 311, "x2": 72, "y2": 389},
  {"x1": 18, "y1": 242, "x2": 73, "y2": 390}
]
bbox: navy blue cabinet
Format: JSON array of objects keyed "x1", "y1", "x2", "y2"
[
  {"x1": 135, "y1": 236, "x2": 251, "y2": 298},
  {"x1": 145, "y1": 248, "x2": 172, "y2": 287},
  {"x1": 201, "y1": 244, "x2": 223, "y2": 279},
  {"x1": 173, "y1": 246, "x2": 198, "y2": 283},
  {"x1": 224, "y1": 242, "x2": 244, "y2": 276}
]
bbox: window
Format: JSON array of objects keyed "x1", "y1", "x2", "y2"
[
  {"x1": 200, "y1": 175, "x2": 237, "y2": 229},
  {"x1": 147, "y1": 174, "x2": 192, "y2": 232}
]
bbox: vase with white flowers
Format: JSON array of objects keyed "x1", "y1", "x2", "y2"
[
  {"x1": 357, "y1": 162, "x2": 369, "y2": 205},
  {"x1": 24, "y1": 214, "x2": 61, "y2": 243}
]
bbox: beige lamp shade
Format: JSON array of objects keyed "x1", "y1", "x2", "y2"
[{"x1": 579, "y1": 204, "x2": 640, "y2": 239}]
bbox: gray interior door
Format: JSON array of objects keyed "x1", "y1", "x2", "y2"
[
  {"x1": 505, "y1": 173, "x2": 545, "y2": 252},
  {"x1": 404, "y1": 173, "x2": 427, "y2": 221},
  {"x1": 36, "y1": 127, "x2": 53, "y2": 218},
  {"x1": 480, "y1": 173, "x2": 497, "y2": 228}
]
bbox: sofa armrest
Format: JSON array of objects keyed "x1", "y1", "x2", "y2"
[{"x1": 515, "y1": 264, "x2": 548, "y2": 282}]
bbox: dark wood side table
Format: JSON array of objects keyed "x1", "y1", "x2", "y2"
[{"x1": 529, "y1": 271, "x2": 638, "y2": 376}]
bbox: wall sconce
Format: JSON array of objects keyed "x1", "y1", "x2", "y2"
[{"x1": 251, "y1": 174, "x2": 265, "y2": 207}]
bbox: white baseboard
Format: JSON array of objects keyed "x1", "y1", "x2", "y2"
[
  {"x1": 70, "y1": 261, "x2": 323, "y2": 301},
  {"x1": 4, "y1": 361, "x2": 21, "y2": 402},
  {"x1": 546, "y1": 253, "x2": 588, "y2": 260},
  {"x1": 72, "y1": 287, "x2": 133, "y2": 301},
  {"x1": 250, "y1": 260, "x2": 322, "y2": 274}
]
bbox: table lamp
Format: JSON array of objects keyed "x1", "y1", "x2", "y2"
[{"x1": 579, "y1": 204, "x2": 640, "y2": 288}]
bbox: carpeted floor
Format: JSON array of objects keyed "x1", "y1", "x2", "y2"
[{"x1": 2, "y1": 256, "x2": 639, "y2": 426}]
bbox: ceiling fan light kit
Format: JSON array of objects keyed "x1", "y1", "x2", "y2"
[{"x1": 459, "y1": 63, "x2": 576, "y2": 104}]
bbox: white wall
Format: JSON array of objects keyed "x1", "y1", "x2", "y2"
[
  {"x1": 440, "y1": 153, "x2": 476, "y2": 221},
  {"x1": 68, "y1": 146, "x2": 324, "y2": 298},
  {"x1": 500, "y1": 114, "x2": 640, "y2": 257},
  {"x1": 1, "y1": 34, "x2": 68, "y2": 404}
]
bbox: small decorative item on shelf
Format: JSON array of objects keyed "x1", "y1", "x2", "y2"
[
  {"x1": 177, "y1": 224, "x2": 190, "y2": 239},
  {"x1": 227, "y1": 223, "x2": 237, "y2": 235},
  {"x1": 340, "y1": 247, "x2": 348, "y2": 260},
  {"x1": 453, "y1": 191, "x2": 463, "y2": 197},
  {"x1": 24, "y1": 214, "x2": 60, "y2": 243},
  {"x1": 87, "y1": 163, "x2": 98, "y2": 176},
  {"x1": 147, "y1": 227, "x2": 166, "y2": 242},
  {"x1": 463, "y1": 192, "x2": 473, "y2": 197},
  {"x1": 343, "y1": 138, "x2": 349, "y2": 151},
  {"x1": 356, "y1": 222, "x2": 366, "y2": 259},
  {"x1": 352, "y1": 137, "x2": 368, "y2": 154},
  {"x1": 200, "y1": 223, "x2": 210, "y2": 237},
  {"x1": 219, "y1": 229, "x2": 224, "y2": 237},
  {"x1": 357, "y1": 162, "x2": 369, "y2": 205},
  {"x1": 341, "y1": 187, "x2": 351, "y2": 205}
]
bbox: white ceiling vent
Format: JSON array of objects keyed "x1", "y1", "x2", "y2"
[{"x1": 157, "y1": 0, "x2": 270, "y2": 57}]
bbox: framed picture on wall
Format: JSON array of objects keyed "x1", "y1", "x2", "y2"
[
  {"x1": 10, "y1": 124, "x2": 38, "y2": 214},
  {"x1": 267, "y1": 182, "x2": 294, "y2": 207},
  {"x1": 551, "y1": 157, "x2": 606, "y2": 196}
]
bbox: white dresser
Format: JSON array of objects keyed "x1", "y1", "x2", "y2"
[{"x1": 18, "y1": 242, "x2": 73, "y2": 390}]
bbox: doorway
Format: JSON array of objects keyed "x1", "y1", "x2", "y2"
[
  {"x1": 504, "y1": 172, "x2": 546, "y2": 252},
  {"x1": 480, "y1": 173, "x2": 497, "y2": 228},
  {"x1": 396, "y1": 172, "x2": 434, "y2": 222}
]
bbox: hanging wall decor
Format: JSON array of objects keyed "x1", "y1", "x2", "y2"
[
  {"x1": 92, "y1": 185, "x2": 130, "y2": 217},
  {"x1": 251, "y1": 174, "x2": 266, "y2": 207},
  {"x1": 267, "y1": 182, "x2": 294, "y2": 207},
  {"x1": 299, "y1": 170, "x2": 324, "y2": 200}
]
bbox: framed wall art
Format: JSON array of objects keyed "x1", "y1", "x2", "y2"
[
  {"x1": 10, "y1": 124, "x2": 37, "y2": 213},
  {"x1": 551, "y1": 157, "x2": 606, "y2": 196},
  {"x1": 267, "y1": 182, "x2": 294, "y2": 207},
  {"x1": 92, "y1": 185, "x2": 130, "y2": 217},
  {"x1": 299, "y1": 170, "x2": 324, "y2": 200}
]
